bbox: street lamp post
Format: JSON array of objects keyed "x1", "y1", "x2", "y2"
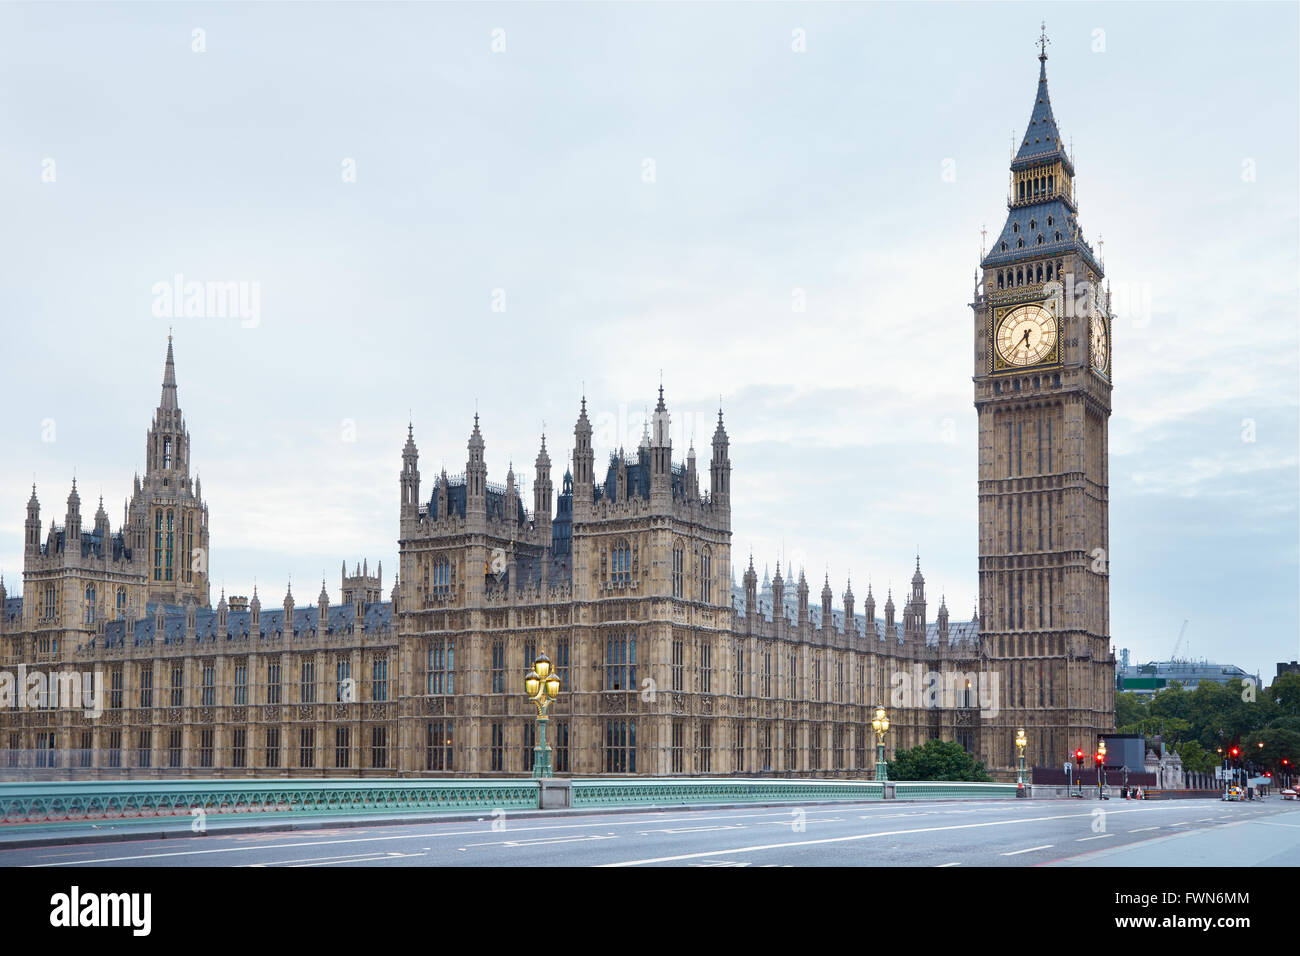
[
  {"x1": 524, "y1": 652, "x2": 562, "y2": 778},
  {"x1": 871, "y1": 706, "x2": 890, "y2": 782},
  {"x1": 1015, "y1": 728, "x2": 1027, "y2": 788}
]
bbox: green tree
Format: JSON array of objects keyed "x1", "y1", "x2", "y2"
[
  {"x1": 1115, "y1": 691, "x2": 1147, "y2": 732},
  {"x1": 1270, "y1": 673, "x2": 1300, "y2": 717},
  {"x1": 887, "y1": 739, "x2": 992, "y2": 782},
  {"x1": 1243, "y1": 728, "x2": 1300, "y2": 773},
  {"x1": 1175, "y1": 740, "x2": 1213, "y2": 775}
]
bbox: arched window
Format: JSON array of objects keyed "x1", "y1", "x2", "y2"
[
  {"x1": 163, "y1": 437, "x2": 172, "y2": 470},
  {"x1": 997, "y1": 272, "x2": 1005, "y2": 289},
  {"x1": 432, "y1": 556, "x2": 451, "y2": 598},
  {"x1": 671, "y1": 542, "x2": 684, "y2": 598},
  {"x1": 611, "y1": 539, "x2": 631, "y2": 586},
  {"x1": 165, "y1": 510, "x2": 174, "y2": 582},
  {"x1": 84, "y1": 584, "x2": 96, "y2": 624},
  {"x1": 116, "y1": 587, "x2": 127, "y2": 618},
  {"x1": 699, "y1": 547, "x2": 713, "y2": 604}
]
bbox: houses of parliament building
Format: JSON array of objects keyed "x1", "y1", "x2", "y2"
[{"x1": 0, "y1": 44, "x2": 1115, "y2": 781}]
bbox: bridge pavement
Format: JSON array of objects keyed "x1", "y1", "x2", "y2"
[{"x1": 3, "y1": 796, "x2": 1296, "y2": 867}]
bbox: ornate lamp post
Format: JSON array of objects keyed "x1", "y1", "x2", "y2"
[
  {"x1": 1015, "y1": 728, "x2": 1027, "y2": 787},
  {"x1": 871, "y1": 706, "x2": 891, "y2": 782},
  {"x1": 524, "y1": 652, "x2": 562, "y2": 778}
]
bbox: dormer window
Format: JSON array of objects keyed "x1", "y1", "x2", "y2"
[
  {"x1": 1029, "y1": 218, "x2": 1037, "y2": 230},
  {"x1": 1012, "y1": 222, "x2": 1019, "y2": 234},
  {"x1": 1047, "y1": 215, "x2": 1054, "y2": 226}
]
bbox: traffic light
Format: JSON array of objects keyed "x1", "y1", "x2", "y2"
[
  {"x1": 1230, "y1": 747, "x2": 1240, "y2": 760},
  {"x1": 1074, "y1": 749, "x2": 1085, "y2": 767},
  {"x1": 1095, "y1": 751, "x2": 1104, "y2": 766}
]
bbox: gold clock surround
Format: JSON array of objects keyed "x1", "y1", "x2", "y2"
[{"x1": 990, "y1": 299, "x2": 1061, "y2": 373}]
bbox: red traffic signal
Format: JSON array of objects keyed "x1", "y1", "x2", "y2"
[
  {"x1": 1074, "y1": 749, "x2": 1084, "y2": 764},
  {"x1": 1231, "y1": 747, "x2": 1240, "y2": 758}
]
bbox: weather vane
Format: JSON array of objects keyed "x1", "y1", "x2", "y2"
[{"x1": 1039, "y1": 21, "x2": 1050, "y2": 59}]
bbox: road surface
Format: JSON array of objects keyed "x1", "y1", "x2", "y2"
[{"x1": 5, "y1": 797, "x2": 1298, "y2": 867}]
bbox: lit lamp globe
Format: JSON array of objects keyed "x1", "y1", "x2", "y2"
[
  {"x1": 545, "y1": 672, "x2": 560, "y2": 700},
  {"x1": 524, "y1": 670, "x2": 541, "y2": 698},
  {"x1": 534, "y1": 653, "x2": 552, "y2": 681}
]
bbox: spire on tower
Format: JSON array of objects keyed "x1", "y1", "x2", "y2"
[{"x1": 160, "y1": 334, "x2": 179, "y2": 411}]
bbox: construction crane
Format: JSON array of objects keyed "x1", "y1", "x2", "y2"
[{"x1": 1170, "y1": 619, "x2": 1189, "y2": 662}]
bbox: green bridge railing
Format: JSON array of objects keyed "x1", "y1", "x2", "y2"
[
  {"x1": 0, "y1": 779, "x2": 538, "y2": 827},
  {"x1": 0, "y1": 777, "x2": 1023, "y2": 829},
  {"x1": 571, "y1": 777, "x2": 887, "y2": 807}
]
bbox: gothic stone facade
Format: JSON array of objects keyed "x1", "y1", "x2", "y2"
[{"x1": 0, "y1": 47, "x2": 1114, "y2": 779}]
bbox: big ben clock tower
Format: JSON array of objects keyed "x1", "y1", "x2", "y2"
[{"x1": 972, "y1": 28, "x2": 1114, "y2": 777}]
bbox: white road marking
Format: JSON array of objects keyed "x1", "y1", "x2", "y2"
[
  {"x1": 1128, "y1": 826, "x2": 1160, "y2": 833},
  {"x1": 597, "y1": 806, "x2": 1179, "y2": 867},
  {"x1": 1076, "y1": 834, "x2": 1114, "y2": 842},
  {"x1": 1001, "y1": 844, "x2": 1054, "y2": 856},
  {"x1": 936, "y1": 861, "x2": 961, "y2": 867}
]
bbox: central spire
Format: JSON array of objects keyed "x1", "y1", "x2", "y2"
[{"x1": 160, "y1": 333, "x2": 178, "y2": 410}]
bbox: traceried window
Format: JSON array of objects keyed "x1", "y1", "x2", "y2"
[
  {"x1": 734, "y1": 646, "x2": 744, "y2": 696},
  {"x1": 604, "y1": 632, "x2": 637, "y2": 690},
  {"x1": 372, "y1": 656, "x2": 389, "y2": 701},
  {"x1": 109, "y1": 667, "x2": 123, "y2": 709},
  {"x1": 671, "y1": 719, "x2": 684, "y2": 773},
  {"x1": 427, "y1": 640, "x2": 452, "y2": 695},
  {"x1": 699, "y1": 722, "x2": 712, "y2": 773},
  {"x1": 116, "y1": 587, "x2": 126, "y2": 618},
  {"x1": 611, "y1": 539, "x2": 631, "y2": 586},
  {"x1": 154, "y1": 511, "x2": 163, "y2": 581},
  {"x1": 299, "y1": 727, "x2": 315, "y2": 768},
  {"x1": 168, "y1": 729, "x2": 182, "y2": 768},
  {"x1": 139, "y1": 665, "x2": 153, "y2": 709},
  {"x1": 762, "y1": 652, "x2": 772, "y2": 697},
  {"x1": 300, "y1": 658, "x2": 315, "y2": 704},
  {"x1": 137, "y1": 730, "x2": 152, "y2": 769},
  {"x1": 671, "y1": 544, "x2": 684, "y2": 598},
  {"x1": 170, "y1": 663, "x2": 184, "y2": 707},
  {"x1": 555, "y1": 638, "x2": 570, "y2": 688},
  {"x1": 700, "y1": 643, "x2": 712, "y2": 694},
  {"x1": 265, "y1": 728, "x2": 280, "y2": 768},
  {"x1": 335, "y1": 658, "x2": 350, "y2": 702},
  {"x1": 432, "y1": 555, "x2": 451, "y2": 598},
  {"x1": 671, "y1": 639, "x2": 684, "y2": 692},
  {"x1": 165, "y1": 510, "x2": 174, "y2": 582},
  {"x1": 201, "y1": 662, "x2": 215, "y2": 706},
  {"x1": 371, "y1": 727, "x2": 388, "y2": 768},
  {"x1": 163, "y1": 437, "x2": 172, "y2": 469},
  {"x1": 762, "y1": 723, "x2": 773, "y2": 772},
  {"x1": 699, "y1": 547, "x2": 712, "y2": 603},
  {"x1": 199, "y1": 729, "x2": 213, "y2": 768},
  {"x1": 605, "y1": 719, "x2": 636, "y2": 773},
  {"x1": 43, "y1": 584, "x2": 55, "y2": 620},
  {"x1": 732, "y1": 721, "x2": 744, "y2": 772},
  {"x1": 232, "y1": 728, "x2": 246, "y2": 769},
  {"x1": 785, "y1": 720, "x2": 797, "y2": 771},
  {"x1": 234, "y1": 663, "x2": 247, "y2": 705},
  {"x1": 267, "y1": 659, "x2": 282, "y2": 705},
  {"x1": 426, "y1": 720, "x2": 453, "y2": 771},
  {"x1": 835, "y1": 660, "x2": 844, "y2": 703},
  {"x1": 491, "y1": 639, "x2": 505, "y2": 693},
  {"x1": 490, "y1": 722, "x2": 505, "y2": 771},
  {"x1": 84, "y1": 584, "x2": 96, "y2": 625}
]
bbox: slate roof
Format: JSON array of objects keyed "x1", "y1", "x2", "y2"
[
  {"x1": 88, "y1": 600, "x2": 393, "y2": 650},
  {"x1": 1012, "y1": 58, "x2": 1072, "y2": 171}
]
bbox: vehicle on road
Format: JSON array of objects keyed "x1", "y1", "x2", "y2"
[
  {"x1": 1282, "y1": 788, "x2": 1297, "y2": 801},
  {"x1": 1223, "y1": 786, "x2": 1243, "y2": 802}
]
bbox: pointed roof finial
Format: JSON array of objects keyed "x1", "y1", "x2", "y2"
[{"x1": 1039, "y1": 21, "x2": 1049, "y2": 61}]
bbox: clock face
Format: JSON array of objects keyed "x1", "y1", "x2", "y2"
[
  {"x1": 995, "y1": 304, "x2": 1057, "y2": 367},
  {"x1": 1090, "y1": 311, "x2": 1109, "y2": 374}
]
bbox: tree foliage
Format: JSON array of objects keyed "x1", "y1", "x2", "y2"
[{"x1": 888, "y1": 739, "x2": 992, "y2": 782}]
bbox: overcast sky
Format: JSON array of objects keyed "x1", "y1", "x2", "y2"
[{"x1": 1, "y1": 2, "x2": 1296, "y2": 681}]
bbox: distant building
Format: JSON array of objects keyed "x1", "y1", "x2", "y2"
[
  {"x1": 1278, "y1": 661, "x2": 1299, "y2": 679},
  {"x1": 1117, "y1": 659, "x2": 1260, "y2": 698}
]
